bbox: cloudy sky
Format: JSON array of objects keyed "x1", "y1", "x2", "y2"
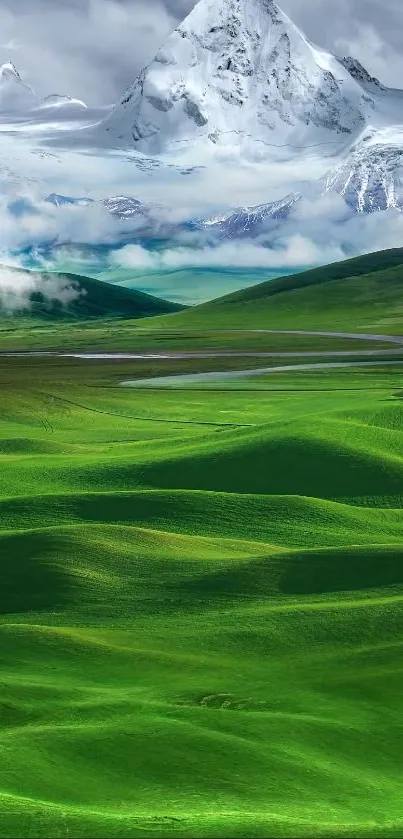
[{"x1": 0, "y1": 0, "x2": 402, "y2": 105}]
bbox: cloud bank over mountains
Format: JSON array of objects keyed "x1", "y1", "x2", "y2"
[
  {"x1": 110, "y1": 195, "x2": 403, "y2": 273},
  {"x1": 3, "y1": 189, "x2": 403, "y2": 292}
]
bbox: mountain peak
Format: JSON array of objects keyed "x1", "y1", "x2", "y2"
[
  {"x1": 42, "y1": 93, "x2": 88, "y2": 109},
  {"x1": 0, "y1": 60, "x2": 23, "y2": 82},
  {"x1": 0, "y1": 59, "x2": 37, "y2": 111},
  {"x1": 337, "y1": 56, "x2": 386, "y2": 93},
  {"x1": 103, "y1": 0, "x2": 372, "y2": 157}
]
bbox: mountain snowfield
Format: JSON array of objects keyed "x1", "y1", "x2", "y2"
[
  {"x1": 1, "y1": 0, "x2": 403, "y2": 245},
  {"x1": 199, "y1": 128, "x2": 403, "y2": 237},
  {"x1": 98, "y1": 0, "x2": 403, "y2": 220},
  {"x1": 323, "y1": 126, "x2": 403, "y2": 212}
]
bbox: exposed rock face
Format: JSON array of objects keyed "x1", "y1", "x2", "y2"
[{"x1": 338, "y1": 57, "x2": 386, "y2": 95}]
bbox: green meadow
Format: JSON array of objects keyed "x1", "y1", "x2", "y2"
[{"x1": 1, "y1": 250, "x2": 403, "y2": 838}]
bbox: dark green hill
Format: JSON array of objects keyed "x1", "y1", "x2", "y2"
[
  {"x1": 147, "y1": 248, "x2": 403, "y2": 335},
  {"x1": 212, "y1": 248, "x2": 403, "y2": 306},
  {"x1": 0, "y1": 268, "x2": 184, "y2": 321}
]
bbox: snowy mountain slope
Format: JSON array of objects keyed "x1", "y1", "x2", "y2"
[
  {"x1": 40, "y1": 124, "x2": 403, "y2": 248},
  {"x1": 195, "y1": 192, "x2": 302, "y2": 238},
  {"x1": 44, "y1": 193, "x2": 152, "y2": 223},
  {"x1": 337, "y1": 58, "x2": 387, "y2": 96},
  {"x1": 2, "y1": 0, "x2": 403, "y2": 251},
  {"x1": 41, "y1": 94, "x2": 88, "y2": 110},
  {"x1": 102, "y1": 196, "x2": 143, "y2": 218},
  {"x1": 322, "y1": 127, "x2": 403, "y2": 213},
  {"x1": 102, "y1": 0, "x2": 375, "y2": 157},
  {"x1": 197, "y1": 128, "x2": 403, "y2": 237},
  {"x1": 0, "y1": 62, "x2": 37, "y2": 112}
]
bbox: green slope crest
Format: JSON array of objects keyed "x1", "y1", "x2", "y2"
[
  {"x1": 0, "y1": 266, "x2": 185, "y2": 320},
  {"x1": 148, "y1": 248, "x2": 403, "y2": 334}
]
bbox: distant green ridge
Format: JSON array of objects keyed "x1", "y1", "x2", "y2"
[
  {"x1": 0, "y1": 266, "x2": 185, "y2": 321},
  {"x1": 213, "y1": 248, "x2": 403, "y2": 305},
  {"x1": 148, "y1": 248, "x2": 403, "y2": 334}
]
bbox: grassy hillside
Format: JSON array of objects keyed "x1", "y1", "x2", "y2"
[
  {"x1": 148, "y1": 249, "x2": 403, "y2": 334},
  {"x1": 1, "y1": 352, "x2": 403, "y2": 838},
  {"x1": 1, "y1": 249, "x2": 402, "y2": 351},
  {"x1": 0, "y1": 267, "x2": 184, "y2": 321}
]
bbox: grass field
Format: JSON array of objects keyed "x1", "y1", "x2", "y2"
[
  {"x1": 2, "y1": 319, "x2": 402, "y2": 352},
  {"x1": 1, "y1": 250, "x2": 403, "y2": 837},
  {"x1": 147, "y1": 249, "x2": 403, "y2": 335},
  {"x1": 1, "y1": 342, "x2": 403, "y2": 838},
  {"x1": 2, "y1": 249, "x2": 402, "y2": 354}
]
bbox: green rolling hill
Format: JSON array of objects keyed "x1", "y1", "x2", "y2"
[
  {"x1": 1, "y1": 248, "x2": 403, "y2": 353},
  {"x1": 0, "y1": 267, "x2": 185, "y2": 321},
  {"x1": 1, "y1": 353, "x2": 403, "y2": 838},
  {"x1": 147, "y1": 248, "x2": 403, "y2": 334},
  {"x1": 1, "y1": 248, "x2": 403, "y2": 839}
]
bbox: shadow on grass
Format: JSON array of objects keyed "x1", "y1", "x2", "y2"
[
  {"x1": 281, "y1": 546, "x2": 403, "y2": 595},
  {"x1": 0, "y1": 532, "x2": 75, "y2": 614},
  {"x1": 175, "y1": 547, "x2": 403, "y2": 604}
]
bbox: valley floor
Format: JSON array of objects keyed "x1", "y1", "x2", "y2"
[{"x1": 1, "y1": 340, "x2": 403, "y2": 838}]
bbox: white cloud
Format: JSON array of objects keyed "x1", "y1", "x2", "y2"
[
  {"x1": 0, "y1": 265, "x2": 81, "y2": 313},
  {"x1": 111, "y1": 234, "x2": 342, "y2": 272},
  {"x1": 111, "y1": 244, "x2": 158, "y2": 270},
  {"x1": 109, "y1": 196, "x2": 403, "y2": 293},
  {"x1": 0, "y1": 0, "x2": 177, "y2": 106},
  {"x1": 0, "y1": 193, "x2": 122, "y2": 250},
  {"x1": 2, "y1": 176, "x2": 403, "y2": 307}
]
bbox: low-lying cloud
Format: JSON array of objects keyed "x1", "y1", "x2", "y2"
[
  {"x1": 0, "y1": 193, "x2": 123, "y2": 251},
  {"x1": 2, "y1": 187, "x2": 403, "y2": 307},
  {"x1": 110, "y1": 193, "x2": 403, "y2": 280},
  {"x1": 0, "y1": 265, "x2": 81, "y2": 313},
  {"x1": 111, "y1": 235, "x2": 337, "y2": 271}
]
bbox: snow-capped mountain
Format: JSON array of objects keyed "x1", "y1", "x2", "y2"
[
  {"x1": 195, "y1": 192, "x2": 302, "y2": 238},
  {"x1": 0, "y1": 62, "x2": 90, "y2": 117},
  {"x1": 336, "y1": 58, "x2": 387, "y2": 96},
  {"x1": 44, "y1": 193, "x2": 151, "y2": 223},
  {"x1": 102, "y1": 0, "x2": 386, "y2": 157},
  {"x1": 322, "y1": 128, "x2": 403, "y2": 213},
  {"x1": 0, "y1": 61, "x2": 37, "y2": 112},
  {"x1": 196, "y1": 127, "x2": 403, "y2": 237},
  {"x1": 3, "y1": 0, "x2": 403, "y2": 256},
  {"x1": 102, "y1": 196, "x2": 143, "y2": 219}
]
